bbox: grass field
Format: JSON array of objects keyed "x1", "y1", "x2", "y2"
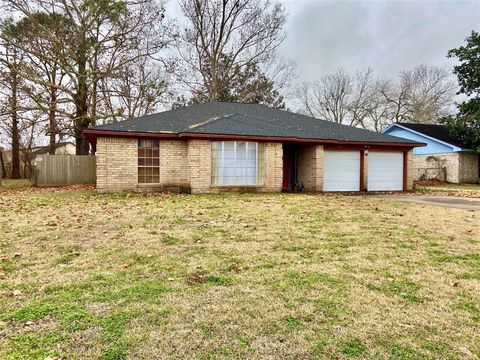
[
  {"x1": 0, "y1": 186, "x2": 479, "y2": 359},
  {"x1": 0, "y1": 179, "x2": 31, "y2": 188},
  {"x1": 414, "y1": 182, "x2": 480, "y2": 198}
]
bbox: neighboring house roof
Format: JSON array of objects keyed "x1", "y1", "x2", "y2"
[
  {"x1": 85, "y1": 102, "x2": 422, "y2": 146},
  {"x1": 0, "y1": 142, "x2": 75, "y2": 163},
  {"x1": 32, "y1": 142, "x2": 75, "y2": 155},
  {"x1": 386, "y1": 123, "x2": 471, "y2": 150}
]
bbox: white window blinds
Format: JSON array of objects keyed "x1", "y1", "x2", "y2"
[{"x1": 211, "y1": 141, "x2": 265, "y2": 186}]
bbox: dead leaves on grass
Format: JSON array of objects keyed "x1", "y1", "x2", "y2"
[
  {"x1": 1, "y1": 190, "x2": 479, "y2": 358},
  {"x1": 186, "y1": 272, "x2": 205, "y2": 285}
]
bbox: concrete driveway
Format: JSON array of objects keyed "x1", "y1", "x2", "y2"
[{"x1": 375, "y1": 195, "x2": 480, "y2": 211}]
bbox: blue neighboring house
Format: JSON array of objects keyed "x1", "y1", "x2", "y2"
[{"x1": 383, "y1": 123, "x2": 479, "y2": 183}]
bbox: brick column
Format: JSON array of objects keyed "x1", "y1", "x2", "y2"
[
  {"x1": 361, "y1": 150, "x2": 368, "y2": 191},
  {"x1": 315, "y1": 145, "x2": 324, "y2": 191},
  {"x1": 296, "y1": 144, "x2": 324, "y2": 192},
  {"x1": 187, "y1": 139, "x2": 212, "y2": 194},
  {"x1": 264, "y1": 142, "x2": 283, "y2": 191},
  {"x1": 406, "y1": 150, "x2": 414, "y2": 190}
]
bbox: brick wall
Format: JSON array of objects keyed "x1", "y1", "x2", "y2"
[
  {"x1": 297, "y1": 145, "x2": 324, "y2": 191},
  {"x1": 96, "y1": 136, "x2": 419, "y2": 193},
  {"x1": 406, "y1": 150, "x2": 414, "y2": 190},
  {"x1": 159, "y1": 140, "x2": 189, "y2": 190},
  {"x1": 412, "y1": 152, "x2": 478, "y2": 184},
  {"x1": 187, "y1": 140, "x2": 283, "y2": 194},
  {"x1": 413, "y1": 153, "x2": 457, "y2": 183},
  {"x1": 97, "y1": 137, "x2": 190, "y2": 192},
  {"x1": 187, "y1": 139, "x2": 212, "y2": 194},
  {"x1": 96, "y1": 137, "x2": 137, "y2": 192},
  {"x1": 263, "y1": 142, "x2": 283, "y2": 192},
  {"x1": 459, "y1": 152, "x2": 479, "y2": 183}
]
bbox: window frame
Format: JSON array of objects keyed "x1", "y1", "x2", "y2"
[
  {"x1": 137, "y1": 139, "x2": 160, "y2": 185},
  {"x1": 211, "y1": 141, "x2": 265, "y2": 186}
]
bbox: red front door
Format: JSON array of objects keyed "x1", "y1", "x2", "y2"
[{"x1": 282, "y1": 150, "x2": 292, "y2": 191}]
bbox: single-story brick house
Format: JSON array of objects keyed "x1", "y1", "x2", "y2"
[
  {"x1": 84, "y1": 102, "x2": 424, "y2": 194},
  {"x1": 384, "y1": 123, "x2": 479, "y2": 183}
]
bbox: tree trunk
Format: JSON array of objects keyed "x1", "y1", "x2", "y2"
[
  {"x1": 0, "y1": 149, "x2": 6, "y2": 179},
  {"x1": 10, "y1": 62, "x2": 20, "y2": 179},
  {"x1": 74, "y1": 38, "x2": 90, "y2": 155},
  {"x1": 48, "y1": 85, "x2": 57, "y2": 155}
]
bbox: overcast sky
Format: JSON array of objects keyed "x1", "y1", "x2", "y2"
[
  {"x1": 166, "y1": 0, "x2": 480, "y2": 83},
  {"x1": 278, "y1": 0, "x2": 480, "y2": 82}
]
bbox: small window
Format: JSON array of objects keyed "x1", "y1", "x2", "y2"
[
  {"x1": 138, "y1": 139, "x2": 159, "y2": 184},
  {"x1": 211, "y1": 141, "x2": 265, "y2": 186}
]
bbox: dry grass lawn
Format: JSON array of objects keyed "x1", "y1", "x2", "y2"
[
  {"x1": 414, "y1": 182, "x2": 480, "y2": 198},
  {"x1": 0, "y1": 186, "x2": 479, "y2": 359}
]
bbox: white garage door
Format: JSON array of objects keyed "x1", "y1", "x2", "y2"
[
  {"x1": 324, "y1": 150, "x2": 360, "y2": 191},
  {"x1": 368, "y1": 151, "x2": 403, "y2": 191}
]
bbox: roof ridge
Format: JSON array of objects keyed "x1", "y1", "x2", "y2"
[
  {"x1": 400, "y1": 122, "x2": 444, "y2": 127},
  {"x1": 182, "y1": 113, "x2": 238, "y2": 131},
  {"x1": 217, "y1": 113, "x2": 278, "y2": 133}
]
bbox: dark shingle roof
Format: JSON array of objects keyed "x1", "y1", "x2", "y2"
[
  {"x1": 91, "y1": 102, "x2": 421, "y2": 144},
  {"x1": 398, "y1": 123, "x2": 469, "y2": 149}
]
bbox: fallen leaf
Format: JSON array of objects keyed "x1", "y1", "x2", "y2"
[{"x1": 186, "y1": 273, "x2": 204, "y2": 285}]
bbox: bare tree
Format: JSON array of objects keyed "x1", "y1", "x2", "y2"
[
  {"x1": 173, "y1": 0, "x2": 292, "y2": 106},
  {"x1": 98, "y1": 57, "x2": 171, "y2": 122},
  {"x1": 19, "y1": 111, "x2": 42, "y2": 178},
  {"x1": 1, "y1": 13, "x2": 70, "y2": 155},
  {"x1": 297, "y1": 69, "x2": 374, "y2": 127},
  {"x1": 0, "y1": 45, "x2": 22, "y2": 178},
  {"x1": 400, "y1": 65, "x2": 456, "y2": 123},
  {"x1": 2, "y1": 0, "x2": 170, "y2": 154},
  {"x1": 378, "y1": 77, "x2": 411, "y2": 124},
  {"x1": 296, "y1": 65, "x2": 457, "y2": 131},
  {"x1": 379, "y1": 65, "x2": 456, "y2": 124},
  {"x1": 363, "y1": 80, "x2": 394, "y2": 132},
  {"x1": 0, "y1": 50, "x2": 40, "y2": 179},
  {"x1": 348, "y1": 68, "x2": 376, "y2": 127}
]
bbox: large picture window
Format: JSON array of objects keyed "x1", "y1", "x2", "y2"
[
  {"x1": 138, "y1": 139, "x2": 159, "y2": 184},
  {"x1": 211, "y1": 141, "x2": 265, "y2": 186}
]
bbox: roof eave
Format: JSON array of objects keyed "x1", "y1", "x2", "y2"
[
  {"x1": 387, "y1": 123, "x2": 465, "y2": 150},
  {"x1": 83, "y1": 129, "x2": 426, "y2": 148}
]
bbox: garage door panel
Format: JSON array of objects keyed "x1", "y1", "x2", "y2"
[
  {"x1": 368, "y1": 151, "x2": 403, "y2": 191},
  {"x1": 324, "y1": 150, "x2": 360, "y2": 192}
]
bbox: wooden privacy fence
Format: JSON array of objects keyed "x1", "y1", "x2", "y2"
[{"x1": 34, "y1": 155, "x2": 96, "y2": 186}]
